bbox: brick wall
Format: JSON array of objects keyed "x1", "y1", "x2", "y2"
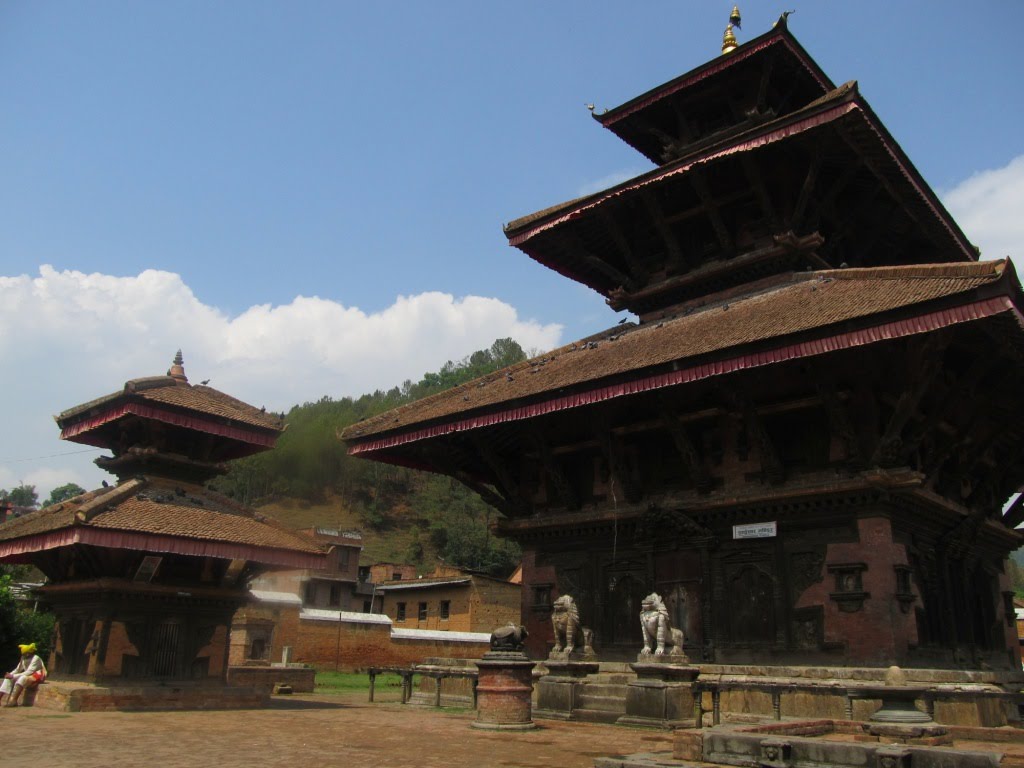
[
  {"x1": 232, "y1": 603, "x2": 491, "y2": 670},
  {"x1": 794, "y1": 516, "x2": 918, "y2": 664}
]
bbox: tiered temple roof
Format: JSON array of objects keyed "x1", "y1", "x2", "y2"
[
  {"x1": 345, "y1": 259, "x2": 1019, "y2": 460},
  {"x1": 1, "y1": 352, "x2": 324, "y2": 570}
]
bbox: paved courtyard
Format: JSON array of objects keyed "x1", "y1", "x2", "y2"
[{"x1": 0, "y1": 691, "x2": 674, "y2": 768}]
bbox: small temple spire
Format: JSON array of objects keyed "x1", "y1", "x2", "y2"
[
  {"x1": 729, "y1": 4, "x2": 742, "y2": 29},
  {"x1": 722, "y1": 23, "x2": 738, "y2": 55},
  {"x1": 168, "y1": 349, "x2": 188, "y2": 383}
]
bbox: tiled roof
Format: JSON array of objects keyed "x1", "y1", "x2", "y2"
[
  {"x1": 57, "y1": 377, "x2": 282, "y2": 433},
  {"x1": 0, "y1": 477, "x2": 322, "y2": 557},
  {"x1": 596, "y1": 24, "x2": 833, "y2": 129},
  {"x1": 503, "y1": 82, "x2": 974, "y2": 270},
  {"x1": 377, "y1": 577, "x2": 472, "y2": 591},
  {"x1": 344, "y1": 260, "x2": 1012, "y2": 445}
]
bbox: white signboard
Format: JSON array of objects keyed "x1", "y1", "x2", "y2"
[{"x1": 732, "y1": 521, "x2": 777, "y2": 540}]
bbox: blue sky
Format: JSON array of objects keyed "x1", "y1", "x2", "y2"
[{"x1": 1, "y1": 1, "x2": 1022, "y2": 498}]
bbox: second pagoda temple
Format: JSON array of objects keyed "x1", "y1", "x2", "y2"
[
  {"x1": 0, "y1": 352, "x2": 324, "y2": 686},
  {"x1": 343, "y1": 19, "x2": 1024, "y2": 669}
]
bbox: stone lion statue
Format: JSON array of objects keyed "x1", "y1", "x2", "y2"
[
  {"x1": 550, "y1": 594, "x2": 594, "y2": 657},
  {"x1": 639, "y1": 592, "x2": 685, "y2": 657}
]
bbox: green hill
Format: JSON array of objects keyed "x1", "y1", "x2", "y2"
[{"x1": 212, "y1": 338, "x2": 526, "y2": 577}]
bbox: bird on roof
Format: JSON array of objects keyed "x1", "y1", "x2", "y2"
[
  {"x1": 200, "y1": 379, "x2": 210, "y2": 385},
  {"x1": 773, "y1": 10, "x2": 795, "y2": 29},
  {"x1": 585, "y1": 103, "x2": 595, "y2": 112},
  {"x1": 618, "y1": 317, "x2": 628, "y2": 325}
]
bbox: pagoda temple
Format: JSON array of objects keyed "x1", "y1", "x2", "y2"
[
  {"x1": 0, "y1": 352, "x2": 324, "y2": 685},
  {"x1": 343, "y1": 19, "x2": 1024, "y2": 670}
]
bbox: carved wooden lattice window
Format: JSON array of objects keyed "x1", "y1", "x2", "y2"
[
  {"x1": 827, "y1": 563, "x2": 869, "y2": 612},
  {"x1": 894, "y1": 565, "x2": 916, "y2": 614}
]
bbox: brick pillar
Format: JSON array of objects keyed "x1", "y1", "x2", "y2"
[{"x1": 473, "y1": 652, "x2": 537, "y2": 731}]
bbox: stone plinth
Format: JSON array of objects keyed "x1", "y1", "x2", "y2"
[
  {"x1": 473, "y1": 651, "x2": 537, "y2": 731},
  {"x1": 535, "y1": 659, "x2": 600, "y2": 720},
  {"x1": 618, "y1": 662, "x2": 700, "y2": 729}
]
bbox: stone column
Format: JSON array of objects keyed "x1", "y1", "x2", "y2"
[
  {"x1": 473, "y1": 651, "x2": 538, "y2": 731},
  {"x1": 535, "y1": 659, "x2": 599, "y2": 720},
  {"x1": 618, "y1": 661, "x2": 700, "y2": 728}
]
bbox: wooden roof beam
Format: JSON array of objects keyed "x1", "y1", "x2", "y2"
[
  {"x1": 792, "y1": 150, "x2": 823, "y2": 231},
  {"x1": 871, "y1": 335, "x2": 950, "y2": 468},
  {"x1": 689, "y1": 169, "x2": 735, "y2": 256},
  {"x1": 741, "y1": 156, "x2": 781, "y2": 230},
  {"x1": 599, "y1": 207, "x2": 650, "y2": 285},
  {"x1": 528, "y1": 427, "x2": 580, "y2": 511},
  {"x1": 641, "y1": 190, "x2": 690, "y2": 274},
  {"x1": 810, "y1": 369, "x2": 865, "y2": 471},
  {"x1": 835, "y1": 124, "x2": 923, "y2": 230},
  {"x1": 431, "y1": 441, "x2": 527, "y2": 519},
  {"x1": 592, "y1": 414, "x2": 642, "y2": 503},
  {"x1": 561, "y1": 231, "x2": 637, "y2": 292},
  {"x1": 728, "y1": 392, "x2": 784, "y2": 484},
  {"x1": 756, "y1": 57, "x2": 776, "y2": 113},
  {"x1": 659, "y1": 400, "x2": 714, "y2": 494}
]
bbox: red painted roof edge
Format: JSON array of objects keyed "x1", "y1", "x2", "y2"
[
  {"x1": 0, "y1": 527, "x2": 325, "y2": 569},
  {"x1": 508, "y1": 99, "x2": 859, "y2": 247},
  {"x1": 59, "y1": 402, "x2": 277, "y2": 448},
  {"x1": 348, "y1": 295, "x2": 1020, "y2": 457}
]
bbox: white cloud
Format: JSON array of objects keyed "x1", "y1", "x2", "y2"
[
  {"x1": 943, "y1": 154, "x2": 1024, "y2": 261},
  {"x1": 1, "y1": 266, "x2": 562, "y2": 499}
]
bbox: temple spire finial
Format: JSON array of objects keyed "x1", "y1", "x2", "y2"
[
  {"x1": 169, "y1": 349, "x2": 188, "y2": 384},
  {"x1": 722, "y1": 5, "x2": 740, "y2": 55},
  {"x1": 722, "y1": 23, "x2": 738, "y2": 55}
]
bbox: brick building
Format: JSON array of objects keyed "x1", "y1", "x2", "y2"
[
  {"x1": 377, "y1": 566, "x2": 521, "y2": 634},
  {"x1": 249, "y1": 527, "x2": 367, "y2": 612}
]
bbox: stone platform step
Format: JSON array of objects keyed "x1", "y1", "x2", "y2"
[
  {"x1": 579, "y1": 683, "x2": 629, "y2": 699},
  {"x1": 577, "y1": 692, "x2": 628, "y2": 714},
  {"x1": 32, "y1": 681, "x2": 268, "y2": 712},
  {"x1": 571, "y1": 707, "x2": 624, "y2": 724}
]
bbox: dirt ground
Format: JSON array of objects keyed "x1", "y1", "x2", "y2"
[{"x1": 0, "y1": 691, "x2": 674, "y2": 768}]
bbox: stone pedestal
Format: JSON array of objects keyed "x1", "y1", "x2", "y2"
[
  {"x1": 617, "y1": 661, "x2": 700, "y2": 729},
  {"x1": 535, "y1": 659, "x2": 599, "y2": 720},
  {"x1": 473, "y1": 651, "x2": 537, "y2": 731}
]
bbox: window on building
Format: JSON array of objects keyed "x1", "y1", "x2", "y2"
[
  {"x1": 338, "y1": 548, "x2": 350, "y2": 570},
  {"x1": 304, "y1": 581, "x2": 317, "y2": 605},
  {"x1": 440, "y1": 600, "x2": 450, "y2": 620},
  {"x1": 396, "y1": 602, "x2": 406, "y2": 621},
  {"x1": 363, "y1": 600, "x2": 372, "y2": 613},
  {"x1": 329, "y1": 583, "x2": 342, "y2": 607},
  {"x1": 418, "y1": 602, "x2": 427, "y2": 621},
  {"x1": 392, "y1": 572, "x2": 402, "y2": 581},
  {"x1": 533, "y1": 585, "x2": 552, "y2": 608},
  {"x1": 249, "y1": 638, "x2": 267, "y2": 661}
]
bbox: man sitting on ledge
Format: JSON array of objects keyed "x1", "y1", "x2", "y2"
[{"x1": 0, "y1": 643, "x2": 46, "y2": 707}]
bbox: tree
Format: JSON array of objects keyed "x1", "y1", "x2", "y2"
[
  {"x1": 0, "y1": 485, "x2": 38, "y2": 509},
  {"x1": 42, "y1": 483, "x2": 87, "y2": 508},
  {"x1": 0, "y1": 571, "x2": 55, "y2": 670}
]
